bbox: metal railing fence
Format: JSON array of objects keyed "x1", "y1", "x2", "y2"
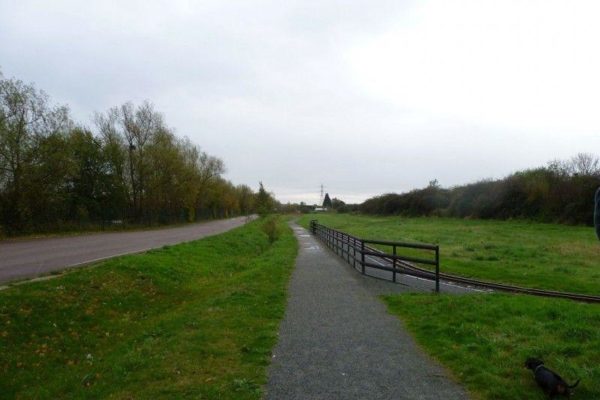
[{"x1": 310, "y1": 220, "x2": 440, "y2": 292}]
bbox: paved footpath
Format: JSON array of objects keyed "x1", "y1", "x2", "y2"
[
  {"x1": 0, "y1": 216, "x2": 255, "y2": 285},
  {"x1": 266, "y1": 223, "x2": 470, "y2": 400}
]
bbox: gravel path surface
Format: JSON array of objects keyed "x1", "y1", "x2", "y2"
[
  {"x1": 0, "y1": 216, "x2": 255, "y2": 285},
  {"x1": 265, "y1": 223, "x2": 470, "y2": 400}
]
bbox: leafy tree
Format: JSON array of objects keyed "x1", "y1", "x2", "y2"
[
  {"x1": 323, "y1": 193, "x2": 332, "y2": 208},
  {"x1": 331, "y1": 197, "x2": 345, "y2": 209},
  {"x1": 359, "y1": 156, "x2": 600, "y2": 225},
  {"x1": 0, "y1": 75, "x2": 71, "y2": 232},
  {"x1": 236, "y1": 184, "x2": 255, "y2": 215},
  {"x1": 94, "y1": 102, "x2": 228, "y2": 224},
  {"x1": 0, "y1": 72, "x2": 262, "y2": 235},
  {"x1": 256, "y1": 182, "x2": 275, "y2": 216},
  {"x1": 120, "y1": 101, "x2": 163, "y2": 221}
]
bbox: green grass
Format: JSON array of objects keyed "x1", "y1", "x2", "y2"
[
  {"x1": 383, "y1": 293, "x2": 600, "y2": 399},
  {"x1": 0, "y1": 217, "x2": 297, "y2": 399},
  {"x1": 299, "y1": 213, "x2": 600, "y2": 294}
]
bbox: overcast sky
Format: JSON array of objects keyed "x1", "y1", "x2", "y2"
[{"x1": 1, "y1": 0, "x2": 599, "y2": 204}]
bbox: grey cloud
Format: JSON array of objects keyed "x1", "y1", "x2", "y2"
[{"x1": 1, "y1": 0, "x2": 595, "y2": 204}]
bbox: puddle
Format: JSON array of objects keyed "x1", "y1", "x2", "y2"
[{"x1": 304, "y1": 245, "x2": 320, "y2": 251}]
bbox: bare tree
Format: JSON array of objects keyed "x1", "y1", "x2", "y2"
[
  {"x1": 113, "y1": 101, "x2": 164, "y2": 221},
  {"x1": 568, "y1": 153, "x2": 600, "y2": 176}
]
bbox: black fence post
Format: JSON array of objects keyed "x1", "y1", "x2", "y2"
[
  {"x1": 361, "y1": 240, "x2": 365, "y2": 275},
  {"x1": 435, "y1": 246, "x2": 440, "y2": 293},
  {"x1": 346, "y1": 234, "x2": 350, "y2": 263},
  {"x1": 392, "y1": 244, "x2": 397, "y2": 283},
  {"x1": 353, "y1": 237, "x2": 357, "y2": 269},
  {"x1": 331, "y1": 230, "x2": 334, "y2": 251},
  {"x1": 330, "y1": 229, "x2": 333, "y2": 251}
]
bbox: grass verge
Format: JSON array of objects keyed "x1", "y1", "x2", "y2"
[
  {"x1": 0, "y1": 216, "x2": 297, "y2": 399},
  {"x1": 299, "y1": 213, "x2": 600, "y2": 294},
  {"x1": 383, "y1": 293, "x2": 600, "y2": 399}
]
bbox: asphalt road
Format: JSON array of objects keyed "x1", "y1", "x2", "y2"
[{"x1": 0, "y1": 216, "x2": 255, "y2": 285}]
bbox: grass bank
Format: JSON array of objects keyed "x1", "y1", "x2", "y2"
[
  {"x1": 299, "y1": 213, "x2": 600, "y2": 294},
  {"x1": 0, "y1": 217, "x2": 296, "y2": 399},
  {"x1": 383, "y1": 293, "x2": 600, "y2": 399}
]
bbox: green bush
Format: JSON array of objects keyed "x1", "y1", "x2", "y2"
[
  {"x1": 359, "y1": 163, "x2": 600, "y2": 225},
  {"x1": 261, "y1": 217, "x2": 280, "y2": 243}
]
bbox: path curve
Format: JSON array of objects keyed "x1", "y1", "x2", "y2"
[{"x1": 0, "y1": 216, "x2": 255, "y2": 285}]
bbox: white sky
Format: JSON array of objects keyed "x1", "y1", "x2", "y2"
[{"x1": 1, "y1": 0, "x2": 599, "y2": 204}]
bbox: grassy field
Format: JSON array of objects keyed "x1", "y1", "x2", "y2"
[
  {"x1": 299, "y1": 213, "x2": 600, "y2": 294},
  {"x1": 0, "y1": 217, "x2": 297, "y2": 399},
  {"x1": 384, "y1": 293, "x2": 600, "y2": 399}
]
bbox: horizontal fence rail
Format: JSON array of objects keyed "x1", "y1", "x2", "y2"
[
  {"x1": 309, "y1": 220, "x2": 440, "y2": 292},
  {"x1": 308, "y1": 220, "x2": 600, "y2": 303}
]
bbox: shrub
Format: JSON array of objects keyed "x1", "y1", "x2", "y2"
[{"x1": 262, "y1": 217, "x2": 280, "y2": 243}]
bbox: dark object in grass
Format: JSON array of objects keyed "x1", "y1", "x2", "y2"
[
  {"x1": 595, "y1": 187, "x2": 600, "y2": 240},
  {"x1": 525, "y1": 358, "x2": 580, "y2": 398}
]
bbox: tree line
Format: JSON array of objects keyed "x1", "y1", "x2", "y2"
[
  {"x1": 360, "y1": 153, "x2": 600, "y2": 225},
  {"x1": 0, "y1": 71, "x2": 274, "y2": 235}
]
